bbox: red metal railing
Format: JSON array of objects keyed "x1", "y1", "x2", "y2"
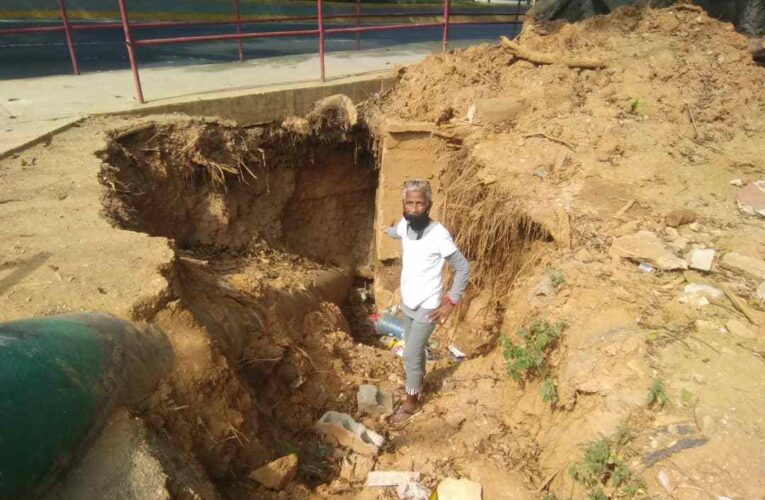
[{"x1": 2, "y1": 1, "x2": 525, "y2": 103}]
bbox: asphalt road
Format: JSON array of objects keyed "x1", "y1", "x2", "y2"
[{"x1": 0, "y1": 21, "x2": 521, "y2": 80}]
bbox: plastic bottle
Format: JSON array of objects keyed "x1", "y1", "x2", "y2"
[{"x1": 374, "y1": 313, "x2": 405, "y2": 340}]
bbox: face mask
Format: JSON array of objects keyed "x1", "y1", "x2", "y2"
[{"x1": 404, "y1": 211, "x2": 430, "y2": 232}]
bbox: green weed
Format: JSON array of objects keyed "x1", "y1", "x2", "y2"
[
  {"x1": 502, "y1": 319, "x2": 566, "y2": 406},
  {"x1": 569, "y1": 431, "x2": 645, "y2": 498},
  {"x1": 548, "y1": 269, "x2": 565, "y2": 288},
  {"x1": 647, "y1": 379, "x2": 669, "y2": 409},
  {"x1": 629, "y1": 99, "x2": 642, "y2": 114}
]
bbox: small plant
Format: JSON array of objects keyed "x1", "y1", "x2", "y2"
[
  {"x1": 501, "y1": 319, "x2": 566, "y2": 382},
  {"x1": 647, "y1": 379, "x2": 669, "y2": 409},
  {"x1": 540, "y1": 378, "x2": 559, "y2": 406},
  {"x1": 569, "y1": 432, "x2": 646, "y2": 498},
  {"x1": 548, "y1": 269, "x2": 565, "y2": 288},
  {"x1": 629, "y1": 99, "x2": 642, "y2": 114}
]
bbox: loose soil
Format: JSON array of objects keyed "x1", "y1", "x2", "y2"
[{"x1": 2, "y1": 3, "x2": 765, "y2": 499}]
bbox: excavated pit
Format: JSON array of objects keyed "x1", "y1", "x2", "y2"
[{"x1": 97, "y1": 114, "x2": 554, "y2": 497}]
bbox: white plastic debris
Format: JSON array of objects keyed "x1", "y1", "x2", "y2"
[
  {"x1": 397, "y1": 481, "x2": 430, "y2": 500},
  {"x1": 366, "y1": 471, "x2": 421, "y2": 487}
]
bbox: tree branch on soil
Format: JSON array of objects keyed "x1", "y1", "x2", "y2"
[
  {"x1": 523, "y1": 132, "x2": 578, "y2": 152},
  {"x1": 500, "y1": 36, "x2": 607, "y2": 69}
]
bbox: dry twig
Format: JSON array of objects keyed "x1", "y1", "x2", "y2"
[{"x1": 500, "y1": 36, "x2": 606, "y2": 69}]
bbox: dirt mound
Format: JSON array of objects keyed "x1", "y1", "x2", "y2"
[{"x1": 369, "y1": 4, "x2": 765, "y2": 499}]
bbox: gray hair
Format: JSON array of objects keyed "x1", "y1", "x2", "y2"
[{"x1": 402, "y1": 179, "x2": 432, "y2": 206}]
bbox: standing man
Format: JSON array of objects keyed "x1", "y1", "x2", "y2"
[{"x1": 385, "y1": 179, "x2": 470, "y2": 424}]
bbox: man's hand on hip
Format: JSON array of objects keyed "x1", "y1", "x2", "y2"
[{"x1": 427, "y1": 301, "x2": 455, "y2": 324}]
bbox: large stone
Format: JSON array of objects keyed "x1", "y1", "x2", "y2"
[
  {"x1": 437, "y1": 477, "x2": 483, "y2": 500},
  {"x1": 249, "y1": 454, "x2": 298, "y2": 490},
  {"x1": 720, "y1": 252, "x2": 765, "y2": 281},
  {"x1": 610, "y1": 231, "x2": 687, "y2": 270},
  {"x1": 466, "y1": 98, "x2": 525, "y2": 125}
]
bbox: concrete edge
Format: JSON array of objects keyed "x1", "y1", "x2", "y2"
[{"x1": 0, "y1": 117, "x2": 85, "y2": 161}]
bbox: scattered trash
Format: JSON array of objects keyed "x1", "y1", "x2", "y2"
[
  {"x1": 638, "y1": 262, "x2": 654, "y2": 273},
  {"x1": 374, "y1": 313, "x2": 405, "y2": 340},
  {"x1": 316, "y1": 411, "x2": 385, "y2": 456},
  {"x1": 642, "y1": 438, "x2": 708, "y2": 467},
  {"x1": 448, "y1": 344, "x2": 467, "y2": 362},
  {"x1": 365, "y1": 471, "x2": 421, "y2": 487},
  {"x1": 357, "y1": 384, "x2": 394, "y2": 417},
  {"x1": 249, "y1": 454, "x2": 298, "y2": 490},
  {"x1": 736, "y1": 180, "x2": 765, "y2": 218},
  {"x1": 665, "y1": 208, "x2": 697, "y2": 227},
  {"x1": 397, "y1": 481, "x2": 430, "y2": 500},
  {"x1": 437, "y1": 477, "x2": 482, "y2": 500},
  {"x1": 688, "y1": 248, "x2": 715, "y2": 272},
  {"x1": 729, "y1": 178, "x2": 744, "y2": 187}
]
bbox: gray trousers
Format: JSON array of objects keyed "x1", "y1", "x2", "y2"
[{"x1": 401, "y1": 313, "x2": 436, "y2": 395}]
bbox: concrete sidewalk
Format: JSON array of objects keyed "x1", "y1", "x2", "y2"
[{"x1": 0, "y1": 38, "x2": 488, "y2": 157}]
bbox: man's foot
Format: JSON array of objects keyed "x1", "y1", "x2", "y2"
[{"x1": 389, "y1": 393, "x2": 418, "y2": 424}]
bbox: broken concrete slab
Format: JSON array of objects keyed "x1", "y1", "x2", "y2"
[
  {"x1": 688, "y1": 248, "x2": 715, "y2": 272},
  {"x1": 249, "y1": 454, "x2": 298, "y2": 490},
  {"x1": 357, "y1": 384, "x2": 394, "y2": 417},
  {"x1": 737, "y1": 180, "x2": 765, "y2": 218},
  {"x1": 720, "y1": 252, "x2": 765, "y2": 281},
  {"x1": 316, "y1": 411, "x2": 384, "y2": 456},
  {"x1": 437, "y1": 477, "x2": 482, "y2": 500},
  {"x1": 683, "y1": 283, "x2": 724, "y2": 300},
  {"x1": 466, "y1": 97, "x2": 525, "y2": 125},
  {"x1": 610, "y1": 231, "x2": 688, "y2": 270},
  {"x1": 665, "y1": 208, "x2": 697, "y2": 227}
]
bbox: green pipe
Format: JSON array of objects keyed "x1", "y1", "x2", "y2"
[{"x1": 0, "y1": 313, "x2": 173, "y2": 500}]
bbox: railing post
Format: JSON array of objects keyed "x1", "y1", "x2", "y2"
[
  {"x1": 57, "y1": 0, "x2": 80, "y2": 75},
  {"x1": 355, "y1": 0, "x2": 361, "y2": 50},
  {"x1": 117, "y1": 0, "x2": 145, "y2": 103},
  {"x1": 442, "y1": 0, "x2": 450, "y2": 53},
  {"x1": 234, "y1": 0, "x2": 244, "y2": 61},
  {"x1": 318, "y1": 0, "x2": 325, "y2": 82}
]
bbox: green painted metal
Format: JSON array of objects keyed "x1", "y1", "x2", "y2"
[{"x1": 0, "y1": 313, "x2": 172, "y2": 500}]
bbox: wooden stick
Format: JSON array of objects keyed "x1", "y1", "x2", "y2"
[
  {"x1": 500, "y1": 36, "x2": 606, "y2": 69},
  {"x1": 523, "y1": 132, "x2": 577, "y2": 152},
  {"x1": 720, "y1": 284, "x2": 759, "y2": 325},
  {"x1": 686, "y1": 103, "x2": 699, "y2": 139},
  {"x1": 614, "y1": 199, "x2": 636, "y2": 219}
]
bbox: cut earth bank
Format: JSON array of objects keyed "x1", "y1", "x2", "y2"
[{"x1": 1, "y1": 3, "x2": 765, "y2": 499}]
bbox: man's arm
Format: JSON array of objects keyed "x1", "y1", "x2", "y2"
[
  {"x1": 445, "y1": 250, "x2": 470, "y2": 304},
  {"x1": 386, "y1": 226, "x2": 401, "y2": 240}
]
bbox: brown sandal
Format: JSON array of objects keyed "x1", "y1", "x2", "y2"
[{"x1": 389, "y1": 405, "x2": 415, "y2": 424}]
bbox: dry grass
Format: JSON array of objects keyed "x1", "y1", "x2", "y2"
[{"x1": 438, "y1": 157, "x2": 550, "y2": 302}]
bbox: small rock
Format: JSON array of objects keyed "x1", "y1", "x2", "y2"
[
  {"x1": 657, "y1": 469, "x2": 673, "y2": 494},
  {"x1": 683, "y1": 284, "x2": 724, "y2": 300},
  {"x1": 437, "y1": 478, "x2": 482, "y2": 500},
  {"x1": 701, "y1": 415, "x2": 715, "y2": 432},
  {"x1": 666, "y1": 208, "x2": 697, "y2": 228},
  {"x1": 445, "y1": 413, "x2": 466, "y2": 429},
  {"x1": 688, "y1": 248, "x2": 715, "y2": 272},
  {"x1": 725, "y1": 319, "x2": 755, "y2": 339},
  {"x1": 610, "y1": 231, "x2": 688, "y2": 270},
  {"x1": 720, "y1": 252, "x2": 765, "y2": 281},
  {"x1": 695, "y1": 319, "x2": 717, "y2": 331},
  {"x1": 737, "y1": 180, "x2": 765, "y2": 218},
  {"x1": 533, "y1": 275, "x2": 555, "y2": 297},
  {"x1": 757, "y1": 282, "x2": 765, "y2": 300},
  {"x1": 729, "y1": 178, "x2": 744, "y2": 187},
  {"x1": 666, "y1": 237, "x2": 689, "y2": 253},
  {"x1": 341, "y1": 454, "x2": 375, "y2": 483},
  {"x1": 250, "y1": 454, "x2": 298, "y2": 490},
  {"x1": 575, "y1": 248, "x2": 595, "y2": 263},
  {"x1": 688, "y1": 222, "x2": 701, "y2": 232},
  {"x1": 664, "y1": 227, "x2": 680, "y2": 239}
]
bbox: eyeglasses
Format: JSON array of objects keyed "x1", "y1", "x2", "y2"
[{"x1": 403, "y1": 179, "x2": 430, "y2": 187}]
